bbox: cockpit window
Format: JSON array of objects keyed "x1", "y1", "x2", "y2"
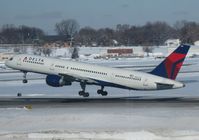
[{"x1": 9, "y1": 57, "x2": 13, "y2": 61}]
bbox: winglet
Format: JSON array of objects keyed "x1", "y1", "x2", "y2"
[{"x1": 150, "y1": 44, "x2": 190, "y2": 80}]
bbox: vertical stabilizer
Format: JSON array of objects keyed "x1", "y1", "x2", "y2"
[{"x1": 150, "y1": 44, "x2": 190, "y2": 80}]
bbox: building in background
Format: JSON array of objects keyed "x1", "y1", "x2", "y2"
[
  {"x1": 107, "y1": 48, "x2": 133, "y2": 57},
  {"x1": 0, "y1": 53, "x2": 13, "y2": 61},
  {"x1": 194, "y1": 41, "x2": 199, "y2": 46},
  {"x1": 165, "y1": 39, "x2": 181, "y2": 47}
]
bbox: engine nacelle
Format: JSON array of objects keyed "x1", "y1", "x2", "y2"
[{"x1": 46, "y1": 75, "x2": 72, "y2": 87}]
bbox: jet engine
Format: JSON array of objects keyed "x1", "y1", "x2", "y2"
[{"x1": 46, "y1": 75, "x2": 72, "y2": 87}]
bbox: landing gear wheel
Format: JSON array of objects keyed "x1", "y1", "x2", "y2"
[
  {"x1": 23, "y1": 79, "x2": 28, "y2": 83},
  {"x1": 79, "y1": 91, "x2": 82, "y2": 96},
  {"x1": 97, "y1": 89, "x2": 102, "y2": 94},
  {"x1": 79, "y1": 91, "x2": 89, "y2": 97},
  {"x1": 79, "y1": 91, "x2": 84, "y2": 96},
  {"x1": 101, "y1": 91, "x2": 108, "y2": 96},
  {"x1": 83, "y1": 92, "x2": 89, "y2": 97}
]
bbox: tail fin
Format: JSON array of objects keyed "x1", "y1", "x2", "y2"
[{"x1": 150, "y1": 44, "x2": 190, "y2": 80}]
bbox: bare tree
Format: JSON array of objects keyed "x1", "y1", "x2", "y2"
[
  {"x1": 33, "y1": 47, "x2": 42, "y2": 55},
  {"x1": 42, "y1": 47, "x2": 52, "y2": 56},
  {"x1": 69, "y1": 47, "x2": 79, "y2": 59},
  {"x1": 55, "y1": 19, "x2": 80, "y2": 37},
  {"x1": 1, "y1": 24, "x2": 21, "y2": 43},
  {"x1": 76, "y1": 26, "x2": 97, "y2": 46},
  {"x1": 178, "y1": 21, "x2": 199, "y2": 44},
  {"x1": 96, "y1": 28, "x2": 115, "y2": 46},
  {"x1": 143, "y1": 46, "x2": 154, "y2": 57}
]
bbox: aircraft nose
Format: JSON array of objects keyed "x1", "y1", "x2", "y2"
[
  {"x1": 5, "y1": 57, "x2": 13, "y2": 68},
  {"x1": 5, "y1": 60, "x2": 9, "y2": 67}
]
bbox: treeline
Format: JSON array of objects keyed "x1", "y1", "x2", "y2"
[
  {"x1": 0, "y1": 24, "x2": 44, "y2": 44},
  {"x1": 76, "y1": 21, "x2": 199, "y2": 46},
  {"x1": 1, "y1": 20, "x2": 199, "y2": 46}
]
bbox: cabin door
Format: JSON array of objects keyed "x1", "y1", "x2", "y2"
[{"x1": 17, "y1": 58, "x2": 22, "y2": 66}]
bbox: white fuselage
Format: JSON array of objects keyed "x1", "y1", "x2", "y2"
[{"x1": 5, "y1": 54, "x2": 184, "y2": 90}]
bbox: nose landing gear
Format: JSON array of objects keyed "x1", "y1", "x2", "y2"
[{"x1": 22, "y1": 72, "x2": 28, "y2": 83}]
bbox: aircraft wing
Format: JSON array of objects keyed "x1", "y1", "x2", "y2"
[
  {"x1": 0, "y1": 78, "x2": 45, "y2": 82},
  {"x1": 59, "y1": 73, "x2": 98, "y2": 84}
]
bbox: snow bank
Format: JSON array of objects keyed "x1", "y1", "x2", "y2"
[
  {"x1": 28, "y1": 131, "x2": 160, "y2": 140},
  {"x1": 1, "y1": 130, "x2": 199, "y2": 140}
]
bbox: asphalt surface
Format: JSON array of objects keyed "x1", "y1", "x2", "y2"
[{"x1": 0, "y1": 96, "x2": 199, "y2": 108}]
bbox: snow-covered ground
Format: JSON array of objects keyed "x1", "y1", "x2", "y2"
[
  {"x1": 0, "y1": 57, "x2": 199, "y2": 139},
  {"x1": 1, "y1": 92, "x2": 199, "y2": 140}
]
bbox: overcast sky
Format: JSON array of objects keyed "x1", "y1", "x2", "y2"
[{"x1": 0, "y1": 0, "x2": 199, "y2": 34}]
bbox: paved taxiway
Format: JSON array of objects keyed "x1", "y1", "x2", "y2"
[{"x1": 0, "y1": 96, "x2": 199, "y2": 107}]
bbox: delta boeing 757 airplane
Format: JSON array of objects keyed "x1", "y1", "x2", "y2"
[{"x1": 5, "y1": 45, "x2": 190, "y2": 97}]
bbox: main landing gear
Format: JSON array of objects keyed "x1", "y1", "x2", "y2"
[
  {"x1": 22, "y1": 72, "x2": 28, "y2": 83},
  {"x1": 97, "y1": 86, "x2": 108, "y2": 96},
  {"x1": 78, "y1": 82, "x2": 108, "y2": 97},
  {"x1": 79, "y1": 82, "x2": 89, "y2": 97}
]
